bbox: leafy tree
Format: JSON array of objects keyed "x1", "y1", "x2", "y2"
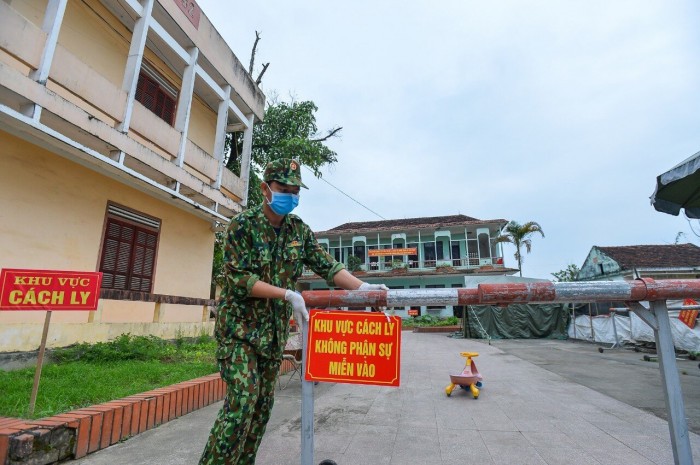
[
  {"x1": 551, "y1": 263, "x2": 580, "y2": 282},
  {"x1": 211, "y1": 230, "x2": 226, "y2": 296},
  {"x1": 211, "y1": 98, "x2": 342, "y2": 294},
  {"x1": 494, "y1": 221, "x2": 545, "y2": 277},
  {"x1": 225, "y1": 98, "x2": 341, "y2": 208}
]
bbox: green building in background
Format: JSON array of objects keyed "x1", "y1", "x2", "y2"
[{"x1": 298, "y1": 215, "x2": 518, "y2": 318}]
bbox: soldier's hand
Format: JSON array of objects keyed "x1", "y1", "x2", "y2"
[
  {"x1": 358, "y1": 282, "x2": 389, "y2": 291},
  {"x1": 284, "y1": 290, "x2": 308, "y2": 323}
]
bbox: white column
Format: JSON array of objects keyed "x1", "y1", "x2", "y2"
[
  {"x1": 339, "y1": 236, "x2": 343, "y2": 265},
  {"x1": 464, "y1": 227, "x2": 469, "y2": 265},
  {"x1": 239, "y1": 113, "x2": 255, "y2": 206},
  {"x1": 32, "y1": 0, "x2": 67, "y2": 84},
  {"x1": 174, "y1": 47, "x2": 200, "y2": 167},
  {"x1": 117, "y1": 0, "x2": 154, "y2": 133},
  {"x1": 24, "y1": 0, "x2": 67, "y2": 120},
  {"x1": 213, "y1": 85, "x2": 232, "y2": 187},
  {"x1": 417, "y1": 230, "x2": 422, "y2": 266}
]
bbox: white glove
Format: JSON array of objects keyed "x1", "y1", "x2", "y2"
[
  {"x1": 358, "y1": 282, "x2": 389, "y2": 291},
  {"x1": 285, "y1": 289, "x2": 308, "y2": 323},
  {"x1": 358, "y1": 283, "x2": 390, "y2": 321}
]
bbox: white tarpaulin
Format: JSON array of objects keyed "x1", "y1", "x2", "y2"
[{"x1": 568, "y1": 310, "x2": 700, "y2": 351}]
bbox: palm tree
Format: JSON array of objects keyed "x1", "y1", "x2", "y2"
[{"x1": 495, "y1": 221, "x2": 545, "y2": 277}]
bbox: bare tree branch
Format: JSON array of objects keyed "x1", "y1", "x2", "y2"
[
  {"x1": 249, "y1": 31, "x2": 261, "y2": 75},
  {"x1": 311, "y1": 127, "x2": 342, "y2": 143},
  {"x1": 255, "y1": 63, "x2": 269, "y2": 85}
]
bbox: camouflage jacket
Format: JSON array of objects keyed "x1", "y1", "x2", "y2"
[{"x1": 215, "y1": 205, "x2": 344, "y2": 360}]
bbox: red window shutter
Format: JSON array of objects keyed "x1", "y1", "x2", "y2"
[
  {"x1": 99, "y1": 217, "x2": 157, "y2": 293},
  {"x1": 135, "y1": 74, "x2": 146, "y2": 103},
  {"x1": 130, "y1": 229, "x2": 157, "y2": 292},
  {"x1": 136, "y1": 73, "x2": 158, "y2": 112},
  {"x1": 154, "y1": 90, "x2": 165, "y2": 116},
  {"x1": 161, "y1": 93, "x2": 176, "y2": 125},
  {"x1": 135, "y1": 70, "x2": 177, "y2": 126},
  {"x1": 142, "y1": 81, "x2": 158, "y2": 111},
  {"x1": 100, "y1": 220, "x2": 134, "y2": 290}
]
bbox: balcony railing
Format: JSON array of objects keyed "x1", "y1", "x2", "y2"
[{"x1": 302, "y1": 257, "x2": 505, "y2": 276}]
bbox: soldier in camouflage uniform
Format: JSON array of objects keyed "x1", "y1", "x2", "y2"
[{"x1": 199, "y1": 159, "x2": 388, "y2": 465}]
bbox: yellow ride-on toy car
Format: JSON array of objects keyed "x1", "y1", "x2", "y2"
[{"x1": 445, "y1": 352, "x2": 483, "y2": 399}]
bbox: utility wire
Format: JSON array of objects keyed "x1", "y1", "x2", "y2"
[
  {"x1": 302, "y1": 166, "x2": 385, "y2": 220},
  {"x1": 685, "y1": 214, "x2": 700, "y2": 238}
]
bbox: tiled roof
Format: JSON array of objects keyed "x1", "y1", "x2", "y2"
[
  {"x1": 597, "y1": 244, "x2": 700, "y2": 269},
  {"x1": 317, "y1": 215, "x2": 507, "y2": 235}
]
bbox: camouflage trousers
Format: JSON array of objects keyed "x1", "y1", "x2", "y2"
[{"x1": 199, "y1": 342, "x2": 281, "y2": 465}]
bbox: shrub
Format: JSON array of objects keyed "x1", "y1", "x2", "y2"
[
  {"x1": 403, "y1": 315, "x2": 459, "y2": 327},
  {"x1": 51, "y1": 333, "x2": 215, "y2": 364},
  {"x1": 347, "y1": 255, "x2": 363, "y2": 272}
]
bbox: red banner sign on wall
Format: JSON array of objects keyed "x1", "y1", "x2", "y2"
[
  {"x1": 679, "y1": 298, "x2": 699, "y2": 329},
  {"x1": 305, "y1": 310, "x2": 401, "y2": 387},
  {"x1": 367, "y1": 248, "x2": 417, "y2": 257},
  {"x1": 0, "y1": 269, "x2": 102, "y2": 310}
]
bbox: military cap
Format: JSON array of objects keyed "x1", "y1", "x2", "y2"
[{"x1": 263, "y1": 158, "x2": 307, "y2": 188}]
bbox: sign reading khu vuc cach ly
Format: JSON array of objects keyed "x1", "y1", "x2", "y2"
[
  {"x1": 305, "y1": 310, "x2": 402, "y2": 387},
  {"x1": 0, "y1": 269, "x2": 102, "y2": 310},
  {"x1": 0, "y1": 268, "x2": 103, "y2": 415}
]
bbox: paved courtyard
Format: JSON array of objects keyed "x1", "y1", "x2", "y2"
[
  {"x1": 72, "y1": 332, "x2": 700, "y2": 465},
  {"x1": 490, "y1": 337, "x2": 700, "y2": 435}
]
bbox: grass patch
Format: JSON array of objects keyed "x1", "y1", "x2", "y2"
[
  {"x1": 402, "y1": 315, "x2": 460, "y2": 328},
  {"x1": 0, "y1": 334, "x2": 217, "y2": 419}
]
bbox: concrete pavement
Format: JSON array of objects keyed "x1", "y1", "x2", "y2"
[
  {"x1": 490, "y1": 338, "x2": 700, "y2": 435},
  {"x1": 70, "y1": 332, "x2": 700, "y2": 465}
]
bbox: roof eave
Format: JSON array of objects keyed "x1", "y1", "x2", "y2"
[{"x1": 317, "y1": 219, "x2": 509, "y2": 236}]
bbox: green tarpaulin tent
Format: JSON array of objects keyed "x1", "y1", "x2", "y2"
[{"x1": 463, "y1": 304, "x2": 569, "y2": 339}]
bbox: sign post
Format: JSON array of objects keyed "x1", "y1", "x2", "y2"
[
  {"x1": 0, "y1": 269, "x2": 102, "y2": 416},
  {"x1": 300, "y1": 317, "x2": 313, "y2": 465},
  {"x1": 300, "y1": 310, "x2": 401, "y2": 464},
  {"x1": 29, "y1": 310, "x2": 53, "y2": 416}
]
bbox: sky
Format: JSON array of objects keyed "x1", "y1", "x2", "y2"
[{"x1": 198, "y1": 0, "x2": 700, "y2": 279}]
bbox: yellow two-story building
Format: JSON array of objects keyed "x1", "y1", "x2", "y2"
[{"x1": 0, "y1": 0, "x2": 264, "y2": 351}]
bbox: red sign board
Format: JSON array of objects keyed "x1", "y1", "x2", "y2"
[
  {"x1": 368, "y1": 248, "x2": 417, "y2": 257},
  {"x1": 305, "y1": 310, "x2": 401, "y2": 387},
  {"x1": 679, "y1": 298, "x2": 699, "y2": 329},
  {"x1": 408, "y1": 309, "x2": 419, "y2": 316},
  {"x1": 0, "y1": 269, "x2": 102, "y2": 310}
]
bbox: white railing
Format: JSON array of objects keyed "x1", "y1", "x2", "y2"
[
  {"x1": 366, "y1": 257, "x2": 505, "y2": 271},
  {"x1": 303, "y1": 257, "x2": 506, "y2": 276}
]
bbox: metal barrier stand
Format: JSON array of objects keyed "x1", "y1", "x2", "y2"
[
  {"x1": 299, "y1": 279, "x2": 697, "y2": 465},
  {"x1": 629, "y1": 300, "x2": 692, "y2": 465}
]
